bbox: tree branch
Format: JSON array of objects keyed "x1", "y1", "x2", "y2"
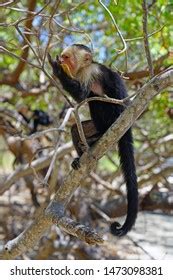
[
  {"x1": 0, "y1": 142, "x2": 72, "y2": 195},
  {"x1": 9, "y1": 0, "x2": 37, "y2": 83},
  {"x1": 142, "y1": 0, "x2": 154, "y2": 78}
]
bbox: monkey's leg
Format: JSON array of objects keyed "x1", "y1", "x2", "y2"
[{"x1": 71, "y1": 120, "x2": 101, "y2": 170}]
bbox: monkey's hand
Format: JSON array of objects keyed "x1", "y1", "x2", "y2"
[
  {"x1": 55, "y1": 54, "x2": 74, "y2": 78},
  {"x1": 48, "y1": 53, "x2": 74, "y2": 78},
  {"x1": 47, "y1": 53, "x2": 62, "y2": 76}
]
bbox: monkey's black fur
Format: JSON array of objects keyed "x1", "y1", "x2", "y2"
[
  {"x1": 31, "y1": 109, "x2": 53, "y2": 133},
  {"x1": 73, "y1": 44, "x2": 92, "y2": 53},
  {"x1": 19, "y1": 109, "x2": 53, "y2": 133},
  {"x1": 48, "y1": 45, "x2": 138, "y2": 237}
]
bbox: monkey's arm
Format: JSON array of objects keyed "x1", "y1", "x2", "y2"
[{"x1": 48, "y1": 54, "x2": 89, "y2": 103}]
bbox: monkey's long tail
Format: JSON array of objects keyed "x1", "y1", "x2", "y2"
[{"x1": 110, "y1": 128, "x2": 138, "y2": 237}]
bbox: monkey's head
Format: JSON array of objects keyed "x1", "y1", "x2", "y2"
[{"x1": 59, "y1": 44, "x2": 93, "y2": 77}]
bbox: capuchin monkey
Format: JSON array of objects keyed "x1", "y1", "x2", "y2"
[{"x1": 48, "y1": 44, "x2": 138, "y2": 237}]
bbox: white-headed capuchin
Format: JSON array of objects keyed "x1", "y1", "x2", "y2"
[{"x1": 48, "y1": 44, "x2": 138, "y2": 237}]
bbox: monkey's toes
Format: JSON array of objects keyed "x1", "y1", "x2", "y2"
[{"x1": 71, "y1": 158, "x2": 80, "y2": 170}]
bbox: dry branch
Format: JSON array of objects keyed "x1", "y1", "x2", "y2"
[
  {"x1": 0, "y1": 142, "x2": 72, "y2": 195},
  {"x1": 4, "y1": 0, "x2": 37, "y2": 85},
  {"x1": 126, "y1": 51, "x2": 172, "y2": 80}
]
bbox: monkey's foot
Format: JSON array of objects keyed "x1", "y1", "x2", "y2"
[{"x1": 71, "y1": 157, "x2": 80, "y2": 170}]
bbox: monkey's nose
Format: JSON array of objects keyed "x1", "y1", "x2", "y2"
[{"x1": 59, "y1": 56, "x2": 64, "y2": 63}]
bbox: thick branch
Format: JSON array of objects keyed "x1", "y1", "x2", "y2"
[{"x1": 2, "y1": 68, "x2": 173, "y2": 259}]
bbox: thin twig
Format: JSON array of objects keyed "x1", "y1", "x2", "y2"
[
  {"x1": 125, "y1": 25, "x2": 165, "y2": 42},
  {"x1": 20, "y1": 128, "x2": 65, "y2": 141},
  {"x1": 0, "y1": 0, "x2": 15, "y2": 6},
  {"x1": 76, "y1": 96, "x2": 127, "y2": 111},
  {"x1": 73, "y1": 111, "x2": 89, "y2": 152},
  {"x1": 15, "y1": 24, "x2": 42, "y2": 66},
  {"x1": 43, "y1": 107, "x2": 74, "y2": 186},
  {"x1": 73, "y1": 94, "x2": 128, "y2": 153},
  {"x1": 90, "y1": 204, "x2": 111, "y2": 222},
  {"x1": 0, "y1": 46, "x2": 42, "y2": 70},
  {"x1": 42, "y1": 1, "x2": 61, "y2": 68},
  {"x1": 90, "y1": 172, "x2": 114, "y2": 191},
  {"x1": 74, "y1": 95, "x2": 127, "y2": 154},
  {"x1": 43, "y1": 138, "x2": 61, "y2": 187},
  {"x1": 98, "y1": 0, "x2": 127, "y2": 55},
  {"x1": 127, "y1": 235, "x2": 155, "y2": 260},
  {"x1": 58, "y1": 108, "x2": 74, "y2": 131},
  {"x1": 142, "y1": 0, "x2": 154, "y2": 78}
]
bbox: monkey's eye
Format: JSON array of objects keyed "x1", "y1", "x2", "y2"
[{"x1": 62, "y1": 54, "x2": 69, "y2": 59}]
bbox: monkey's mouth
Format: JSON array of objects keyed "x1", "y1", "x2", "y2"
[{"x1": 60, "y1": 63, "x2": 74, "y2": 78}]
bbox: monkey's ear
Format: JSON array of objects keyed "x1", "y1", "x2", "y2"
[{"x1": 84, "y1": 52, "x2": 92, "y2": 62}]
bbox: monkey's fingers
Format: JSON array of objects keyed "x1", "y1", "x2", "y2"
[{"x1": 71, "y1": 157, "x2": 81, "y2": 170}]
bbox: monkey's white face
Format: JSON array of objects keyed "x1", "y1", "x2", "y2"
[
  {"x1": 59, "y1": 46, "x2": 77, "y2": 76},
  {"x1": 59, "y1": 46, "x2": 92, "y2": 77}
]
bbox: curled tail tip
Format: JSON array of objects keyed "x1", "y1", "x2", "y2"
[{"x1": 110, "y1": 222, "x2": 128, "y2": 237}]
